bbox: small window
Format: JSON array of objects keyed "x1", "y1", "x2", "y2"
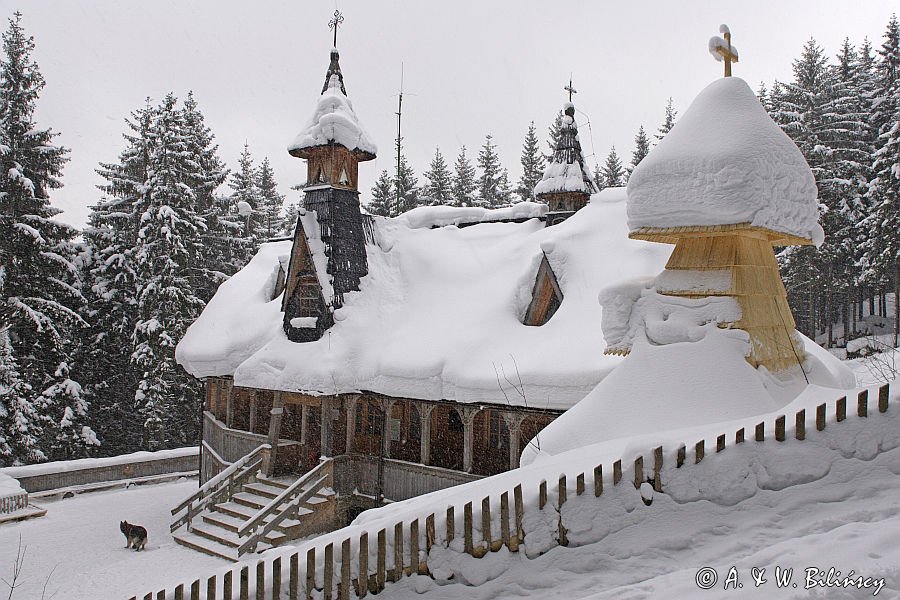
[
  {"x1": 408, "y1": 407, "x2": 421, "y2": 440},
  {"x1": 338, "y1": 167, "x2": 350, "y2": 185},
  {"x1": 523, "y1": 254, "x2": 563, "y2": 326}
]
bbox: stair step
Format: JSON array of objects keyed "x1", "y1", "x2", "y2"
[
  {"x1": 232, "y1": 490, "x2": 332, "y2": 510},
  {"x1": 173, "y1": 531, "x2": 238, "y2": 561},
  {"x1": 243, "y1": 482, "x2": 289, "y2": 499},
  {"x1": 203, "y1": 510, "x2": 305, "y2": 533}
]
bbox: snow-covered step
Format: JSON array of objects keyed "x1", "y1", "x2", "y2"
[
  {"x1": 173, "y1": 530, "x2": 240, "y2": 561},
  {"x1": 242, "y1": 481, "x2": 289, "y2": 499},
  {"x1": 203, "y1": 509, "x2": 306, "y2": 533}
]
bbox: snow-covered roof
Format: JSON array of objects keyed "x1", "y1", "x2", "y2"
[
  {"x1": 288, "y1": 50, "x2": 377, "y2": 158},
  {"x1": 393, "y1": 202, "x2": 547, "y2": 229},
  {"x1": 534, "y1": 107, "x2": 595, "y2": 197},
  {"x1": 627, "y1": 77, "x2": 822, "y2": 245},
  {"x1": 176, "y1": 189, "x2": 671, "y2": 409}
]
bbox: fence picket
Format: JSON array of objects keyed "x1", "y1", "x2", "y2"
[
  {"x1": 695, "y1": 441, "x2": 704, "y2": 464},
  {"x1": 376, "y1": 529, "x2": 386, "y2": 591},
  {"x1": 464, "y1": 502, "x2": 474, "y2": 555},
  {"x1": 837, "y1": 396, "x2": 847, "y2": 422},
  {"x1": 190, "y1": 579, "x2": 200, "y2": 600},
  {"x1": 755, "y1": 422, "x2": 764, "y2": 442},
  {"x1": 676, "y1": 446, "x2": 685, "y2": 468},
  {"x1": 411, "y1": 518, "x2": 421, "y2": 572},
  {"x1": 775, "y1": 416, "x2": 785, "y2": 442},
  {"x1": 613, "y1": 460, "x2": 622, "y2": 484},
  {"x1": 240, "y1": 565, "x2": 249, "y2": 600},
  {"x1": 796, "y1": 410, "x2": 805, "y2": 441},
  {"x1": 816, "y1": 404, "x2": 826, "y2": 431},
  {"x1": 306, "y1": 547, "x2": 316, "y2": 599},
  {"x1": 340, "y1": 538, "x2": 351, "y2": 600},
  {"x1": 359, "y1": 532, "x2": 369, "y2": 597},
  {"x1": 716, "y1": 434, "x2": 725, "y2": 452},
  {"x1": 879, "y1": 384, "x2": 890, "y2": 413},
  {"x1": 513, "y1": 484, "x2": 524, "y2": 550},
  {"x1": 426, "y1": 513, "x2": 436, "y2": 553},
  {"x1": 593, "y1": 465, "x2": 603, "y2": 496},
  {"x1": 393, "y1": 522, "x2": 404, "y2": 581},
  {"x1": 576, "y1": 473, "x2": 585, "y2": 496},
  {"x1": 289, "y1": 554, "x2": 297, "y2": 600},
  {"x1": 324, "y1": 542, "x2": 334, "y2": 600},
  {"x1": 633, "y1": 457, "x2": 643, "y2": 489},
  {"x1": 500, "y1": 492, "x2": 510, "y2": 549},
  {"x1": 653, "y1": 447, "x2": 663, "y2": 491},
  {"x1": 207, "y1": 576, "x2": 215, "y2": 600},
  {"x1": 256, "y1": 560, "x2": 265, "y2": 600},
  {"x1": 858, "y1": 390, "x2": 868, "y2": 418}
]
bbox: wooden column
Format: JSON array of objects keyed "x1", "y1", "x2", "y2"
[
  {"x1": 345, "y1": 395, "x2": 359, "y2": 454},
  {"x1": 459, "y1": 407, "x2": 480, "y2": 473},
  {"x1": 248, "y1": 390, "x2": 258, "y2": 433},
  {"x1": 265, "y1": 391, "x2": 285, "y2": 477},
  {"x1": 417, "y1": 402, "x2": 436, "y2": 466},
  {"x1": 502, "y1": 413, "x2": 526, "y2": 470},
  {"x1": 225, "y1": 378, "x2": 234, "y2": 428},
  {"x1": 300, "y1": 404, "x2": 309, "y2": 445},
  {"x1": 320, "y1": 397, "x2": 333, "y2": 457},
  {"x1": 382, "y1": 399, "x2": 397, "y2": 459}
]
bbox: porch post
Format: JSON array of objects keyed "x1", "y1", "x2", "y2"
[
  {"x1": 300, "y1": 404, "x2": 309, "y2": 445},
  {"x1": 320, "y1": 396, "x2": 333, "y2": 457},
  {"x1": 224, "y1": 378, "x2": 234, "y2": 428},
  {"x1": 502, "y1": 413, "x2": 526, "y2": 470},
  {"x1": 459, "y1": 406, "x2": 480, "y2": 473},
  {"x1": 248, "y1": 389, "x2": 258, "y2": 433},
  {"x1": 382, "y1": 399, "x2": 397, "y2": 458},
  {"x1": 265, "y1": 391, "x2": 285, "y2": 477},
  {"x1": 345, "y1": 395, "x2": 359, "y2": 453},
  {"x1": 417, "y1": 402, "x2": 436, "y2": 466}
]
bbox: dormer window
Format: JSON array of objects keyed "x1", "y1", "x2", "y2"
[{"x1": 523, "y1": 254, "x2": 563, "y2": 326}]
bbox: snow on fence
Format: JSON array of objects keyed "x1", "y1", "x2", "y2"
[
  {"x1": 2, "y1": 447, "x2": 199, "y2": 496},
  {"x1": 130, "y1": 384, "x2": 893, "y2": 600}
]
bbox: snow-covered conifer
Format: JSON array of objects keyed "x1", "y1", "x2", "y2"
[{"x1": 517, "y1": 122, "x2": 545, "y2": 202}]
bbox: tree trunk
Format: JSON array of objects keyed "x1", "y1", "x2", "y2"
[{"x1": 894, "y1": 259, "x2": 899, "y2": 348}]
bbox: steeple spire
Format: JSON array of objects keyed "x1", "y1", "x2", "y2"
[{"x1": 321, "y1": 47, "x2": 347, "y2": 95}]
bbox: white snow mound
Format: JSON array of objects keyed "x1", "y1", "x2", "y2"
[
  {"x1": 627, "y1": 77, "x2": 822, "y2": 245},
  {"x1": 288, "y1": 72, "x2": 377, "y2": 156}
]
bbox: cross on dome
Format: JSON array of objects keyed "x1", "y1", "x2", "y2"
[{"x1": 708, "y1": 24, "x2": 739, "y2": 77}]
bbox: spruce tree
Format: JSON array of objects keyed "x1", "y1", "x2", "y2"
[
  {"x1": 544, "y1": 111, "x2": 563, "y2": 163},
  {"x1": 517, "y1": 121, "x2": 545, "y2": 202},
  {"x1": 423, "y1": 147, "x2": 453, "y2": 206},
  {"x1": 451, "y1": 146, "x2": 477, "y2": 207},
  {"x1": 395, "y1": 155, "x2": 420, "y2": 215},
  {"x1": 477, "y1": 134, "x2": 505, "y2": 207},
  {"x1": 256, "y1": 157, "x2": 285, "y2": 238},
  {"x1": 229, "y1": 143, "x2": 260, "y2": 239},
  {"x1": 367, "y1": 170, "x2": 394, "y2": 217},
  {"x1": 593, "y1": 163, "x2": 605, "y2": 192},
  {"x1": 601, "y1": 146, "x2": 625, "y2": 187},
  {"x1": 0, "y1": 12, "x2": 95, "y2": 463},
  {"x1": 629, "y1": 125, "x2": 650, "y2": 174},
  {"x1": 131, "y1": 93, "x2": 206, "y2": 449},
  {"x1": 654, "y1": 97, "x2": 678, "y2": 144},
  {"x1": 82, "y1": 102, "x2": 154, "y2": 455},
  {"x1": 281, "y1": 201, "x2": 300, "y2": 235}
]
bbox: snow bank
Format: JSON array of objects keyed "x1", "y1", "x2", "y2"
[
  {"x1": 288, "y1": 62, "x2": 377, "y2": 156},
  {"x1": 177, "y1": 188, "x2": 671, "y2": 409},
  {"x1": 394, "y1": 202, "x2": 547, "y2": 229},
  {"x1": 0, "y1": 472, "x2": 24, "y2": 498},
  {"x1": 533, "y1": 161, "x2": 593, "y2": 196},
  {"x1": 627, "y1": 77, "x2": 822, "y2": 245}
]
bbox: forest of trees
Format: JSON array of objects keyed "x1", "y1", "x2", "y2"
[{"x1": 1, "y1": 10, "x2": 899, "y2": 465}]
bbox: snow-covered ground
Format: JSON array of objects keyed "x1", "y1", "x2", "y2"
[
  {"x1": 0, "y1": 478, "x2": 224, "y2": 600},
  {"x1": 2, "y1": 378, "x2": 899, "y2": 599}
]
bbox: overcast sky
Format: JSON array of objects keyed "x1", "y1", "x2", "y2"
[{"x1": 9, "y1": 0, "x2": 899, "y2": 229}]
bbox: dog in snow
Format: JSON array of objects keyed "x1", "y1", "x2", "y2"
[{"x1": 120, "y1": 520, "x2": 148, "y2": 551}]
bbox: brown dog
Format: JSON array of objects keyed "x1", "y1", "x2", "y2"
[{"x1": 120, "y1": 520, "x2": 148, "y2": 551}]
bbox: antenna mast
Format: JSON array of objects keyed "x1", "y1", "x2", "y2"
[{"x1": 395, "y1": 64, "x2": 404, "y2": 217}]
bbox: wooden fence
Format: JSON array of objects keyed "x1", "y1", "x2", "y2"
[{"x1": 131, "y1": 383, "x2": 893, "y2": 600}]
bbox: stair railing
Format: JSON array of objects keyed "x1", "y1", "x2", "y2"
[
  {"x1": 171, "y1": 443, "x2": 269, "y2": 533},
  {"x1": 236, "y1": 457, "x2": 333, "y2": 555}
]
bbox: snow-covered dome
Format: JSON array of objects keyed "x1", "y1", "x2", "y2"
[
  {"x1": 288, "y1": 49, "x2": 377, "y2": 159},
  {"x1": 627, "y1": 77, "x2": 822, "y2": 246}
]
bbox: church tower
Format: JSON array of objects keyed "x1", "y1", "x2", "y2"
[
  {"x1": 535, "y1": 87, "x2": 596, "y2": 227},
  {"x1": 282, "y1": 18, "x2": 377, "y2": 342}
]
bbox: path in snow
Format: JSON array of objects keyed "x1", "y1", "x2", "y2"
[{"x1": 0, "y1": 478, "x2": 225, "y2": 600}]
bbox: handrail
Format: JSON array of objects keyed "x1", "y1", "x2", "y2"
[
  {"x1": 237, "y1": 474, "x2": 328, "y2": 556},
  {"x1": 238, "y1": 458, "x2": 332, "y2": 537},
  {"x1": 170, "y1": 444, "x2": 269, "y2": 533},
  {"x1": 171, "y1": 443, "x2": 269, "y2": 516}
]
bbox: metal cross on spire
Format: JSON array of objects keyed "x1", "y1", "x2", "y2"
[
  {"x1": 564, "y1": 76, "x2": 577, "y2": 102},
  {"x1": 329, "y1": 10, "x2": 344, "y2": 47}
]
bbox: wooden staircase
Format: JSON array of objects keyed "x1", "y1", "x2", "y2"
[{"x1": 171, "y1": 446, "x2": 335, "y2": 561}]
